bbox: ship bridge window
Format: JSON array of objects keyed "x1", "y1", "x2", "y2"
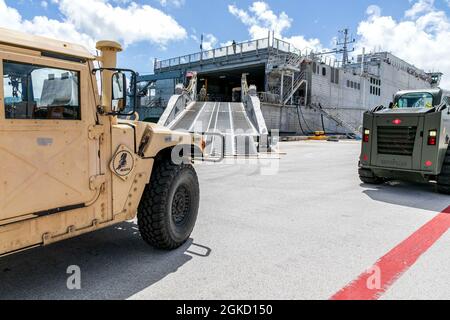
[
  {"x1": 330, "y1": 68, "x2": 339, "y2": 84},
  {"x1": 322, "y1": 67, "x2": 326, "y2": 76},
  {"x1": 370, "y1": 77, "x2": 381, "y2": 85},
  {"x1": 313, "y1": 62, "x2": 317, "y2": 73},
  {"x1": 347, "y1": 80, "x2": 360, "y2": 90},
  {"x1": 370, "y1": 86, "x2": 381, "y2": 96}
]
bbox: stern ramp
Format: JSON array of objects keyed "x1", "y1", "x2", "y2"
[{"x1": 167, "y1": 101, "x2": 260, "y2": 156}]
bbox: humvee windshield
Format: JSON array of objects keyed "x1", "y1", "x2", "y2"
[{"x1": 396, "y1": 92, "x2": 434, "y2": 109}]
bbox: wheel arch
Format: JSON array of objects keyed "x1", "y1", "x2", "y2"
[{"x1": 152, "y1": 144, "x2": 202, "y2": 166}]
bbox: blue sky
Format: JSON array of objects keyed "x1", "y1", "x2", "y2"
[{"x1": 2, "y1": 0, "x2": 450, "y2": 85}]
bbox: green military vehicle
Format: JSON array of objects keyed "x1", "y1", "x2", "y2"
[{"x1": 359, "y1": 88, "x2": 450, "y2": 194}]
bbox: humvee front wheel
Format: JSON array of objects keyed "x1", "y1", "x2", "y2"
[
  {"x1": 437, "y1": 148, "x2": 450, "y2": 195},
  {"x1": 138, "y1": 158, "x2": 200, "y2": 250}
]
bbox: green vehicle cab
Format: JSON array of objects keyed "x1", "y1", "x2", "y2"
[{"x1": 359, "y1": 88, "x2": 450, "y2": 194}]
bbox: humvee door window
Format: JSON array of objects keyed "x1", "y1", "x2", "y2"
[
  {"x1": 3, "y1": 61, "x2": 80, "y2": 120},
  {"x1": 397, "y1": 92, "x2": 434, "y2": 109}
]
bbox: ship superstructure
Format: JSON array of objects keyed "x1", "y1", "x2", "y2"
[{"x1": 135, "y1": 32, "x2": 442, "y2": 136}]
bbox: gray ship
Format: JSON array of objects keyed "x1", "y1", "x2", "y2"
[{"x1": 134, "y1": 31, "x2": 442, "y2": 155}]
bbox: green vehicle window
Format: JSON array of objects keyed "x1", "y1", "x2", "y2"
[{"x1": 397, "y1": 92, "x2": 434, "y2": 109}]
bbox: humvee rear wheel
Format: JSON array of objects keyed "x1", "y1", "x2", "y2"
[
  {"x1": 137, "y1": 158, "x2": 200, "y2": 250},
  {"x1": 437, "y1": 148, "x2": 450, "y2": 195},
  {"x1": 359, "y1": 168, "x2": 384, "y2": 185},
  {"x1": 359, "y1": 176, "x2": 384, "y2": 185}
]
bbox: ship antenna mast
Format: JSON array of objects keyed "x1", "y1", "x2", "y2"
[
  {"x1": 311, "y1": 28, "x2": 356, "y2": 67},
  {"x1": 336, "y1": 28, "x2": 355, "y2": 65}
]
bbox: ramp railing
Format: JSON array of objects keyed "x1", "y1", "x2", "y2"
[
  {"x1": 309, "y1": 100, "x2": 362, "y2": 138},
  {"x1": 242, "y1": 74, "x2": 268, "y2": 136},
  {"x1": 158, "y1": 72, "x2": 198, "y2": 127}
]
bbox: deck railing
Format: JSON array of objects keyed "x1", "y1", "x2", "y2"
[{"x1": 154, "y1": 37, "x2": 304, "y2": 71}]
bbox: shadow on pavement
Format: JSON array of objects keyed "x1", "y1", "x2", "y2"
[
  {"x1": 0, "y1": 221, "x2": 209, "y2": 300},
  {"x1": 362, "y1": 180, "x2": 450, "y2": 213}
]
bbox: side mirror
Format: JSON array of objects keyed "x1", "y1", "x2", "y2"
[
  {"x1": 112, "y1": 72, "x2": 127, "y2": 112},
  {"x1": 92, "y1": 67, "x2": 137, "y2": 116}
]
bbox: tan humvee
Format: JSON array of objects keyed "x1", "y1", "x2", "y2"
[{"x1": 0, "y1": 28, "x2": 204, "y2": 257}]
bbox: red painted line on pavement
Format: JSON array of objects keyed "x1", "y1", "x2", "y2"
[{"x1": 331, "y1": 206, "x2": 450, "y2": 300}]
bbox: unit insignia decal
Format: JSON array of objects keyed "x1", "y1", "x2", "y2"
[{"x1": 110, "y1": 145, "x2": 135, "y2": 180}]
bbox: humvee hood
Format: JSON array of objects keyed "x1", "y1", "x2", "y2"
[{"x1": 375, "y1": 108, "x2": 434, "y2": 115}]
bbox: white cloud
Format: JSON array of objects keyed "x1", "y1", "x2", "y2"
[
  {"x1": 356, "y1": 0, "x2": 450, "y2": 87},
  {"x1": 220, "y1": 40, "x2": 233, "y2": 47},
  {"x1": 0, "y1": 0, "x2": 96, "y2": 49},
  {"x1": 191, "y1": 33, "x2": 218, "y2": 51},
  {"x1": 0, "y1": 0, "x2": 23, "y2": 30},
  {"x1": 405, "y1": 0, "x2": 434, "y2": 18},
  {"x1": 111, "y1": 0, "x2": 132, "y2": 4},
  {"x1": 229, "y1": 1, "x2": 291, "y2": 39},
  {"x1": 202, "y1": 34, "x2": 218, "y2": 51},
  {"x1": 40, "y1": 1, "x2": 48, "y2": 9},
  {"x1": 284, "y1": 35, "x2": 323, "y2": 53},
  {"x1": 0, "y1": 0, "x2": 187, "y2": 52},
  {"x1": 59, "y1": 0, "x2": 186, "y2": 47},
  {"x1": 158, "y1": 0, "x2": 185, "y2": 8},
  {"x1": 228, "y1": 1, "x2": 323, "y2": 52},
  {"x1": 366, "y1": 5, "x2": 381, "y2": 17}
]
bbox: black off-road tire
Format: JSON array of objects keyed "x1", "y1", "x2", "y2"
[
  {"x1": 359, "y1": 168, "x2": 384, "y2": 185},
  {"x1": 437, "y1": 148, "x2": 450, "y2": 194},
  {"x1": 138, "y1": 158, "x2": 200, "y2": 250},
  {"x1": 359, "y1": 176, "x2": 384, "y2": 185}
]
